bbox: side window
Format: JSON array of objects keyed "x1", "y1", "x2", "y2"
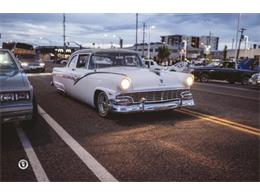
[
  {"x1": 68, "y1": 55, "x2": 78, "y2": 68},
  {"x1": 77, "y1": 54, "x2": 89, "y2": 69}
]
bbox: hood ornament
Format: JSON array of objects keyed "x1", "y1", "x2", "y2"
[
  {"x1": 160, "y1": 79, "x2": 163, "y2": 84},
  {"x1": 159, "y1": 78, "x2": 165, "y2": 86}
]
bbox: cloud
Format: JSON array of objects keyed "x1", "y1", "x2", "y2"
[{"x1": 0, "y1": 13, "x2": 259, "y2": 50}]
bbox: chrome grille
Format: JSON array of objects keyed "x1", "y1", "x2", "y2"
[{"x1": 117, "y1": 89, "x2": 189, "y2": 103}]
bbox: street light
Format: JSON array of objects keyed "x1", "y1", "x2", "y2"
[
  {"x1": 147, "y1": 25, "x2": 156, "y2": 60},
  {"x1": 39, "y1": 37, "x2": 52, "y2": 44}
]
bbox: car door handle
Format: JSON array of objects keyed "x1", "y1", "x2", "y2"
[{"x1": 72, "y1": 68, "x2": 76, "y2": 71}]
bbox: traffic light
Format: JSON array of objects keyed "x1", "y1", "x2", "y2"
[{"x1": 191, "y1": 37, "x2": 199, "y2": 48}]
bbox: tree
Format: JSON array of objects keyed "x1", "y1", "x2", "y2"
[
  {"x1": 223, "y1": 45, "x2": 228, "y2": 67},
  {"x1": 223, "y1": 45, "x2": 228, "y2": 61},
  {"x1": 157, "y1": 46, "x2": 171, "y2": 63}
]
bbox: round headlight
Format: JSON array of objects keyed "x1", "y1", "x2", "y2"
[
  {"x1": 120, "y1": 78, "x2": 131, "y2": 90},
  {"x1": 186, "y1": 76, "x2": 194, "y2": 86}
]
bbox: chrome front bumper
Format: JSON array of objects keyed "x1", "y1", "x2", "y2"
[
  {"x1": 110, "y1": 99, "x2": 194, "y2": 113},
  {"x1": 0, "y1": 104, "x2": 33, "y2": 123}
]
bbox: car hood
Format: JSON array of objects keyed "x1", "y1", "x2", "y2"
[
  {"x1": 98, "y1": 67, "x2": 190, "y2": 90},
  {"x1": 0, "y1": 69, "x2": 27, "y2": 91}
]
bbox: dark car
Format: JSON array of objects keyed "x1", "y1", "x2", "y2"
[
  {"x1": 0, "y1": 49, "x2": 37, "y2": 124},
  {"x1": 191, "y1": 66, "x2": 258, "y2": 85},
  {"x1": 19, "y1": 54, "x2": 45, "y2": 73}
]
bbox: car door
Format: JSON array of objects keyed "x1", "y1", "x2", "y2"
[
  {"x1": 209, "y1": 67, "x2": 225, "y2": 80},
  {"x1": 69, "y1": 54, "x2": 91, "y2": 100},
  {"x1": 61, "y1": 54, "x2": 78, "y2": 95}
]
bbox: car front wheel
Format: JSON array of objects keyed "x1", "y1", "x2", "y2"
[
  {"x1": 200, "y1": 74, "x2": 209, "y2": 83},
  {"x1": 96, "y1": 91, "x2": 111, "y2": 117}
]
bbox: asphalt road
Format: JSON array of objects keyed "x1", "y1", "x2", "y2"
[{"x1": 1, "y1": 70, "x2": 259, "y2": 181}]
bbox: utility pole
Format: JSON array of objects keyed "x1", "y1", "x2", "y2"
[
  {"x1": 235, "y1": 14, "x2": 241, "y2": 59},
  {"x1": 63, "y1": 13, "x2": 66, "y2": 58},
  {"x1": 209, "y1": 31, "x2": 212, "y2": 47},
  {"x1": 135, "y1": 13, "x2": 138, "y2": 51},
  {"x1": 142, "y1": 22, "x2": 146, "y2": 58},
  {"x1": 236, "y1": 28, "x2": 246, "y2": 61}
]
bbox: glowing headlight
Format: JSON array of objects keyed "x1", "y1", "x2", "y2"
[
  {"x1": 120, "y1": 78, "x2": 131, "y2": 90},
  {"x1": 186, "y1": 76, "x2": 194, "y2": 86},
  {"x1": 39, "y1": 63, "x2": 45, "y2": 67},
  {"x1": 21, "y1": 62, "x2": 28, "y2": 66}
]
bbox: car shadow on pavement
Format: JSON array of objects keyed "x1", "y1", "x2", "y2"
[
  {"x1": 110, "y1": 110, "x2": 195, "y2": 128},
  {"x1": 22, "y1": 115, "x2": 53, "y2": 147},
  {"x1": 1, "y1": 123, "x2": 23, "y2": 152}
]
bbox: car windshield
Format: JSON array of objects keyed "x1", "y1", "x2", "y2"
[
  {"x1": 18, "y1": 54, "x2": 41, "y2": 62},
  {"x1": 0, "y1": 51, "x2": 18, "y2": 70},
  {"x1": 90, "y1": 52, "x2": 143, "y2": 69}
]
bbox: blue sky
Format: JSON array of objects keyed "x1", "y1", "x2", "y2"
[{"x1": 0, "y1": 13, "x2": 259, "y2": 50}]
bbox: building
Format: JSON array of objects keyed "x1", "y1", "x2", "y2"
[
  {"x1": 127, "y1": 42, "x2": 201, "y2": 60},
  {"x1": 161, "y1": 35, "x2": 201, "y2": 50},
  {"x1": 161, "y1": 34, "x2": 219, "y2": 51},
  {"x1": 35, "y1": 46, "x2": 83, "y2": 61},
  {"x1": 211, "y1": 48, "x2": 260, "y2": 64},
  {"x1": 199, "y1": 36, "x2": 219, "y2": 51},
  {"x1": 126, "y1": 42, "x2": 168, "y2": 59}
]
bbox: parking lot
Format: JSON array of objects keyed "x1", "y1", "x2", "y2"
[{"x1": 1, "y1": 63, "x2": 259, "y2": 182}]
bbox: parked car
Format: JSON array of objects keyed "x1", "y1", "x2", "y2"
[
  {"x1": 55, "y1": 58, "x2": 68, "y2": 65},
  {"x1": 191, "y1": 66, "x2": 258, "y2": 85},
  {"x1": 52, "y1": 49, "x2": 195, "y2": 117},
  {"x1": 169, "y1": 61, "x2": 190, "y2": 72},
  {"x1": 0, "y1": 49, "x2": 37, "y2": 124},
  {"x1": 19, "y1": 54, "x2": 45, "y2": 73},
  {"x1": 249, "y1": 73, "x2": 260, "y2": 86},
  {"x1": 144, "y1": 59, "x2": 166, "y2": 71}
]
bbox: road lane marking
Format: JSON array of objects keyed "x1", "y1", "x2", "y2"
[
  {"x1": 27, "y1": 73, "x2": 52, "y2": 77},
  {"x1": 16, "y1": 127, "x2": 49, "y2": 182},
  {"x1": 37, "y1": 105, "x2": 118, "y2": 182},
  {"x1": 177, "y1": 109, "x2": 260, "y2": 137},
  {"x1": 192, "y1": 88, "x2": 259, "y2": 101}
]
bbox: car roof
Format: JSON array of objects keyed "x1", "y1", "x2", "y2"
[
  {"x1": 0, "y1": 48, "x2": 11, "y2": 52},
  {"x1": 74, "y1": 48, "x2": 138, "y2": 55}
]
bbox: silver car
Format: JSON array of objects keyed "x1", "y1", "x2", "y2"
[
  {"x1": 249, "y1": 73, "x2": 260, "y2": 86},
  {"x1": 0, "y1": 49, "x2": 37, "y2": 124}
]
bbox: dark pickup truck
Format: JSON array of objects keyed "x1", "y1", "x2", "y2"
[{"x1": 191, "y1": 67, "x2": 258, "y2": 84}]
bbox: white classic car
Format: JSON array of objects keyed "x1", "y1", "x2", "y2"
[{"x1": 52, "y1": 49, "x2": 195, "y2": 117}]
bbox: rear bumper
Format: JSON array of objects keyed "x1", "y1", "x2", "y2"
[
  {"x1": 110, "y1": 98, "x2": 194, "y2": 113},
  {"x1": 23, "y1": 66, "x2": 45, "y2": 73},
  {"x1": 0, "y1": 104, "x2": 33, "y2": 123}
]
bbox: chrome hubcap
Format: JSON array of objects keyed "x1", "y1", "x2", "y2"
[{"x1": 97, "y1": 92, "x2": 109, "y2": 116}]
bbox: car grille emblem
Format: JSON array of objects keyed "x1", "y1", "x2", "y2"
[{"x1": 160, "y1": 79, "x2": 163, "y2": 84}]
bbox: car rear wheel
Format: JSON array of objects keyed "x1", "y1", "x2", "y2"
[
  {"x1": 241, "y1": 76, "x2": 250, "y2": 85},
  {"x1": 200, "y1": 74, "x2": 209, "y2": 83},
  {"x1": 96, "y1": 91, "x2": 111, "y2": 117}
]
